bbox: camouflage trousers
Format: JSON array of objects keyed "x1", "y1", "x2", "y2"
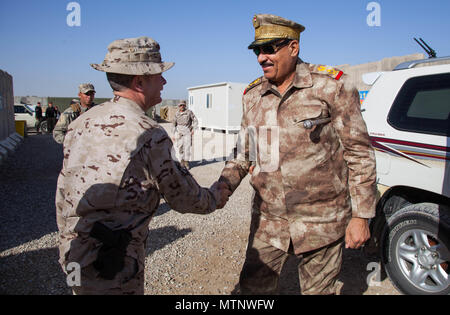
[
  {"x1": 239, "y1": 237, "x2": 344, "y2": 295},
  {"x1": 71, "y1": 256, "x2": 144, "y2": 295},
  {"x1": 176, "y1": 132, "x2": 192, "y2": 162}
]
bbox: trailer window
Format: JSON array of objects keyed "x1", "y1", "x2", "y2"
[{"x1": 206, "y1": 93, "x2": 213, "y2": 109}]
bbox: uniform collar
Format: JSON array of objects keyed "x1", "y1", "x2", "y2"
[
  {"x1": 293, "y1": 59, "x2": 313, "y2": 89},
  {"x1": 112, "y1": 95, "x2": 146, "y2": 114},
  {"x1": 260, "y1": 58, "x2": 313, "y2": 96}
]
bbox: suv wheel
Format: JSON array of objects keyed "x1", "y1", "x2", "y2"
[
  {"x1": 382, "y1": 203, "x2": 450, "y2": 295},
  {"x1": 40, "y1": 121, "x2": 48, "y2": 134}
]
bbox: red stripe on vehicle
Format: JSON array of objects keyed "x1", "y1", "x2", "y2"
[{"x1": 370, "y1": 136, "x2": 449, "y2": 152}]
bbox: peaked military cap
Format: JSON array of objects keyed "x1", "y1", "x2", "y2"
[{"x1": 248, "y1": 14, "x2": 305, "y2": 49}]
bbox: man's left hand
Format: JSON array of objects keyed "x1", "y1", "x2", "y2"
[{"x1": 345, "y1": 217, "x2": 370, "y2": 249}]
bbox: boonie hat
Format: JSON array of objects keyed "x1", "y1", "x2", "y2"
[
  {"x1": 79, "y1": 83, "x2": 96, "y2": 94},
  {"x1": 91, "y1": 36, "x2": 174, "y2": 75},
  {"x1": 248, "y1": 14, "x2": 305, "y2": 49},
  {"x1": 178, "y1": 101, "x2": 187, "y2": 106}
]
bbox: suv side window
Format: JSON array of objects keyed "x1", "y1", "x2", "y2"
[
  {"x1": 14, "y1": 105, "x2": 27, "y2": 114},
  {"x1": 388, "y1": 73, "x2": 450, "y2": 136}
]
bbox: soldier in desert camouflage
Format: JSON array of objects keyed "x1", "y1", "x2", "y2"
[
  {"x1": 217, "y1": 14, "x2": 377, "y2": 295},
  {"x1": 172, "y1": 100, "x2": 198, "y2": 169},
  {"x1": 55, "y1": 36, "x2": 231, "y2": 295},
  {"x1": 53, "y1": 83, "x2": 96, "y2": 144}
]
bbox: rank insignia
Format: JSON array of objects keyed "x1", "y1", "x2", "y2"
[
  {"x1": 244, "y1": 77, "x2": 262, "y2": 95},
  {"x1": 315, "y1": 65, "x2": 344, "y2": 80}
]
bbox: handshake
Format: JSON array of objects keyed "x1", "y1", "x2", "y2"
[{"x1": 210, "y1": 181, "x2": 232, "y2": 209}]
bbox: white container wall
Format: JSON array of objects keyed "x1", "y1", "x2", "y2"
[{"x1": 188, "y1": 82, "x2": 246, "y2": 134}]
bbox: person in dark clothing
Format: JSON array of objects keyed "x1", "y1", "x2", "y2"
[
  {"x1": 45, "y1": 102, "x2": 57, "y2": 133},
  {"x1": 35, "y1": 102, "x2": 44, "y2": 134}
]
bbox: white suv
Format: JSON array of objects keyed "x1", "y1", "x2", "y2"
[
  {"x1": 14, "y1": 104, "x2": 36, "y2": 128},
  {"x1": 362, "y1": 57, "x2": 450, "y2": 295}
]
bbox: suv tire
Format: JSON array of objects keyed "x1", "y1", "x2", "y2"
[
  {"x1": 40, "y1": 121, "x2": 48, "y2": 134},
  {"x1": 382, "y1": 203, "x2": 450, "y2": 295}
]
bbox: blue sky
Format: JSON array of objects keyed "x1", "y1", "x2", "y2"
[{"x1": 0, "y1": 0, "x2": 449, "y2": 99}]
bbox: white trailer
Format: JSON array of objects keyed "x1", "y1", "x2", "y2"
[{"x1": 187, "y1": 82, "x2": 247, "y2": 134}]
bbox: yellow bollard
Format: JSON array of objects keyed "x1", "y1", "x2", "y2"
[{"x1": 15, "y1": 120, "x2": 27, "y2": 137}]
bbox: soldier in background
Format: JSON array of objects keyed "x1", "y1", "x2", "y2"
[
  {"x1": 55, "y1": 36, "x2": 231, "y2": 295},
  {"x1": 45, "y1": 102, "x2": 57, "y2": 133},
  {"x1": 216, "y1": 14, "x2": 377, "y2": 295},
  {"x1": 35, "y1": 102, "x2": 43, "y2": 134},
  {"x1": 172, "y1": 101, "x2": 198, "y2": 169},
  {"x1": 54, "y1": 105, "x2": 61, "y2": 120},
  {"x1": 53, "y1": 83, "x2": 96, "y2": 144},
  {"x1": 77, "y1": 83, "x2": 97, "y2": 110}
]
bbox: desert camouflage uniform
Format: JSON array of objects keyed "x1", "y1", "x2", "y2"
[
  {"x1": 219, "y1": 59, "x2": 377, "y2": 294},
  {"x1": 172, "y1": 109, "x2": 198, "y2": 164},
  {"x1": 56, "y1": 96, "x2": 217, "y2": 294},
  {"x1": 53, "y1": 103, "x2": 94, "y2": 144}
]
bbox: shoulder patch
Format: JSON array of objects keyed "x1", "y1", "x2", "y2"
[
  {"x1": 312, "y1": 64, "x2": 344, "y2": 81},
  {"x1": 244, "y1": 77, "x2": 263, "y2": 95}
]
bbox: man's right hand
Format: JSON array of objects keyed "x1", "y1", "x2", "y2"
[{"x1": 210, "y1": 181, "x2": 232, "y2": 209}]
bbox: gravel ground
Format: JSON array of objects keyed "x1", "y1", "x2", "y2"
[{"x1": 0, "y1": 126, "x2": 400, "y2": 295}]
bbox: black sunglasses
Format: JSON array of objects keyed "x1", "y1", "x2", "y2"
[{"x1": 252, "y1": 39, "x2": 292, "y2": 56}]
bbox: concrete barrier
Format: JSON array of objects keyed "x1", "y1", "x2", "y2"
[
  {"x1": 0, "y1": 69, "x2": 24, "y2": 166},
  {"x1": 0, "y1": 145, "x2": 7, "y2": 165},
  {"x1": 0, "y1": 132, "x2": 23, "y2": 165},
  {"x1": 0, "y1": 70, "x2": 14, "y2": 142}
]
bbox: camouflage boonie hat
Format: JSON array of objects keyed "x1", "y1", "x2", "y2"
[
  {"x1": 178, "y1": 100, "x2": 187, "y2": 106},
  {"x1": 78, "y1": 83, "x2": 95, "y2": 94},
  {"x1": 91, "y1": 36, "x2": 174, "y2": 75},
  {"x1": 248, "y1": 14, "x2": 305, "y2": 49}
]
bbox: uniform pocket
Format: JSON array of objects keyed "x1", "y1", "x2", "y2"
[
  {"x1": 293, "y1": 105, "x2": 323, "y2": 124},
  {"x1": 292, "y1": 105, "x2": 331, "y2": 144}
]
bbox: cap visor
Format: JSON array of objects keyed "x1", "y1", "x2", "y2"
[{"x1": 248, "y1": 38, "x2": 284, "y2": 49}]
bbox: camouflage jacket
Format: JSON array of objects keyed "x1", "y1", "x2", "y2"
[
  {"x1": 56, "y1": 96, "x2": 217, "y2": 271},
  {"x1": 219, "y1": 59, "x2": 377, "y2": 254},
  {"x1": 53, "y1": 103, "x2": 95, "y2": 144},
  {"x1": 172, "y1": 109, "x2": 198, "y2": 135}
]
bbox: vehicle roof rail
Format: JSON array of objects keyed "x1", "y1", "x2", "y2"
[{"x1": 393, "y1": 56, "x2": 450, "y2": 71}]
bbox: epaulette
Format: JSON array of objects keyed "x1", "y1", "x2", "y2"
[
  {"x1": 243, "y1": 77, "x2": 263, "y2": 95},
  {"x1": 311, "y1": 64, "x2": 344, "y2": 81}
]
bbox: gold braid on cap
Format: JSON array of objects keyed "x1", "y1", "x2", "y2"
[{"x1": 255, "y1": 24, "x2": 300, "y2": 41}]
